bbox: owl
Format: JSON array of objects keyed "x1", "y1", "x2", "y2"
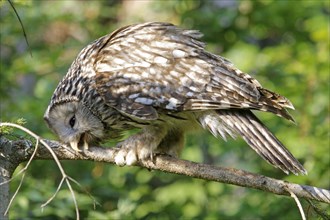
[{"x1": 44, "y1": 22, "x2": 306, "y2": 175}]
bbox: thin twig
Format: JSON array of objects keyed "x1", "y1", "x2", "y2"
[
  {"x1": 0, "y1": 123, "x2": 80, "y2": 220},
  {"x1": 4, "y1": 136, "x2": 39, "y2": 215},
  {"x1": 66, "y1": 177, "x2": 79, "y2": 218},
  {"x1": 41, "y1": 177, "x2": 65, "y2": 210},
  {"x1": 7, "y1": 0, "x2": 33, "y2": 57},
  {"x1": 288, "y1": 189, "x2": 306, "y2": 220},
  {"x1": 4, "y1": 170, "x2": 26, "y2": 215},
  {"x1": 67, "y1": 176, "x2": 101, "y2": 210}
]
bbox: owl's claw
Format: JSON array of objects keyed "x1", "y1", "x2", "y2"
[
  {"x1": 115, "y1": 149, "x2": 138, "y2": 166},
  {"x1": 114, "y1": 150, "x2": 126, "y2": 166},
  {"x1": 114, "y1": 147, "x2": 139, "y2": 166},
  {"x1": 114, "y1": 142, "x2": 155, "y2": 166},
  {"x1": 126, "y1": 150, "x2": 138, "y2": 165}
]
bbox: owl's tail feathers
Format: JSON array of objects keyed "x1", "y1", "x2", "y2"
[{"x1": 198, "y1": 110, "x2": 307, "y2": 175}]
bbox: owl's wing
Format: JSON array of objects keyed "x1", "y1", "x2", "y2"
[
  {"x1": 93, "y1": 22, "x2": 294, "y2": 121},
  {"x1": 95, "y1": 72, "x2": 188, "y2": 120}
]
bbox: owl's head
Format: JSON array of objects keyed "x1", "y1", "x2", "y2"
[{"x1": 44, "y1": 100, "x2": 105, "y2": 151}]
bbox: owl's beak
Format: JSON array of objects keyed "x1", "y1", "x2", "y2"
[
  {"x1": 70, "y1": 140, "x2": 81, "y2": 152},
  {"x1": 83, "y1": 140, "x2": 89, "y2": 151},
  {"x1": 69, "y1": 134, "x2": 89, "y2": 152}
]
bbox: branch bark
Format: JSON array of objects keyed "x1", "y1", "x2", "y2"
[{"x1": 1, "y1": 136, "x2": 329, "y2": 205}]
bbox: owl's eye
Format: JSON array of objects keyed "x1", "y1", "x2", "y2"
[{"x1": 69, "y1": 115, "x2": 76, "y2": 128}]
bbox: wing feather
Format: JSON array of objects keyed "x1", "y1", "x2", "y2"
[{"x1": 92, "y1": 22, "x2": 294, "y2": 121}]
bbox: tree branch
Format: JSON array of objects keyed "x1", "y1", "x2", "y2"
[{"x1": 1, "y1": 136, "x2": 329, "y2": 204}]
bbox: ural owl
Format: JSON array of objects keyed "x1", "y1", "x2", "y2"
[{"x1": 44, "y1": 22, "x2": 306, "y2": 175}]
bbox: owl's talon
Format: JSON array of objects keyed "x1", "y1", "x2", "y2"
[
  {"x1": 115, "y1": 150, "x2": 127, "y2": 166},
  {"x1": 126, "y1": 150, "x2": 138, "y2": 166},
  {"x1": 114, "y1": 141, "x2": 154, "y2": 166},
  {"x1": 114, "y1": 148, "x2": 138, "y2": 166}
]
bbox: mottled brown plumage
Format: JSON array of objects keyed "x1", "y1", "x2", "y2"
[{"x1": 44, "y1": 22, "x2": 306, "y2": 175}]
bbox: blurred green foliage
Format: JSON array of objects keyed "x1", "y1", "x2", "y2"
[{"x1": 0, "y1": 0, "x2": 329, "y2": 219}]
